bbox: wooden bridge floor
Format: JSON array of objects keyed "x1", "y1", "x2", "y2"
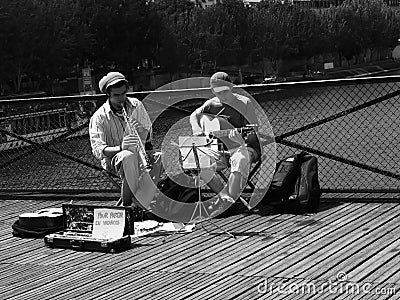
[{"x1": 0, "y1": 195, "x2": 400, "y2": 300}]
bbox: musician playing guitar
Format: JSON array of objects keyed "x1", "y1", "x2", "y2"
[{"x1": 189, "y1": 72, "x2": 261, "y2": 207}]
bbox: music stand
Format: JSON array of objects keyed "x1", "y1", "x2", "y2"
[{"x1": 175, "y1": 136, "x2": 235, "y2": 239}]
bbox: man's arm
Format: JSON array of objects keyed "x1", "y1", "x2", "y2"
[
  {"x1": 189, "y1": 107, "x2": 204, "y2": 135},
  {"x1": 190, "y1": 99, "x2": 213, "y2": 135},
  {"x1": 89, "y1": 114, "x2": 121, "y2": 158},
  {"x1": 245, "y1": 99, "x2": 259, "y2": 127},
  {"x1": 89, "y1": 115, "x2": 108, "y2": 159},
  {"x1": 103, "y1": 145, "x2": 121, "y2": 157},
  {"x1": 228, "y1": 97, "x2": 259, "y2": 144},
  {"x1": 240, "y1": 98, "x2": 260, "y2": 134}
]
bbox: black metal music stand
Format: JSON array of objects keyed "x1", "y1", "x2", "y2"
[
  {"x1": 162, "y1": 137, "x2": 235, "y2": 242},
  {"x1": 179, "y1": 138, "x2": 235, "y2": 238}
]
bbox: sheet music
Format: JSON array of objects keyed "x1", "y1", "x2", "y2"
[{"x1": 178, "y1": 136, "x2": 212, "y2": 169}]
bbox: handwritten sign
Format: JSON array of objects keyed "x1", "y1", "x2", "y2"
[{"x1": 92, "y1": 208, "x2": 126, "y2": 239}]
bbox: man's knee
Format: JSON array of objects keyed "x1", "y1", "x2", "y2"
[
  {"x1": 121, "y1": 149, "x2": 136, "y2": 158},
  {"x1": 230, "y1": 153, "x2": 250, "y2": 172},
  {"x1": 114, "y1": 150, "x2": 139, "y2": 177},
  {"x1": 199, "y1": 167, "x2": 218, "y2": 183},
  {"x1": 121, "y1": 150, "x2": 140, "y2": 167}
]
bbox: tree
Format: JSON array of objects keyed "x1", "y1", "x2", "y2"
[
  {"x1": 33, "y1": 0, "x2": 86, "y2": 93},
  {"x1": 1, "y1": 0, "x2": 400, "y2": 95},
  {"x1": 253, "y1": 1, "x2": 323, "y2": 75},
  {"x1": 89, "y1": 0, "x2": 162, "y2": 77},
  {"x1": 0, "y1": 0, "x2": 43, "y2": 93},
  {"x1": 322, "y1": 5, "x2": 360, "y2": 65},
  {"x1": 322, "y1": 0, "x2": 400, "y2": 65},
  {"x1": 347, "y1": 0, "x2": 397, "y2": 61},
  {"x1": 152, "y1": 0, "x2": 197, "y2": 78},
  {"x1": 0, "y1": 0, "x2": 93, "y2": 94},
  {"x1": 186, "y1": 0, "x2": 252, "y2": 72}
]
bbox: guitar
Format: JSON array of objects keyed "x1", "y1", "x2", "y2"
[
  {"x1": 199, "y1": 114, "x2": 258, "y2": 142},
  {"x1": 19, "y1": 208, "x2": 63, "y2": 229}
]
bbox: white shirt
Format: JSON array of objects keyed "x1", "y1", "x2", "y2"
[{"x1": 89, "y1": 97, "x2": 152, "y2": 170}]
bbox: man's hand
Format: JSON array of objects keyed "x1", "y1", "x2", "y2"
[
  {"x1": 193, "y1": 131, "x2": 206, "y2": 137},
  {"x1": 121, "y1": 134, "x2": 140, "y2": 151},
  {"x1": 130, "y1": 120, "x2": 145, "y2": 134},
  {"x1": 228, "y1": 129, "x2": 245, "y2": 144}
]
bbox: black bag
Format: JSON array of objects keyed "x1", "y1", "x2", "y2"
[
  {"x1": 152, "y1": 173, "x2": 198, "y2": 220},
  {"x1": 159, "y1": 174, "x2": 198, "y2": 202},
  {"x1": 266, "y1": 152, "x2": 322, "y2": 213}
]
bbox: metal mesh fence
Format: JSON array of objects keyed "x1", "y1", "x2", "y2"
[
  {"x1": 253, "y1": 78, "x2": 400, "y2": 192},
  {"x1": 0, "y1": 96, "x2": 117, "y2": 193},
  {"x1": 0, "y1": 76, "x2": 399, "y2": 195}
]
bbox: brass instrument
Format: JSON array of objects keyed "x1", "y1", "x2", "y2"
[{"x1": 122, "y1": 107, "x2": 150, "y2": 169}]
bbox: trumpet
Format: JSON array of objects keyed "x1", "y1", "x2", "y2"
[{"x1": 121, "y1": 107, "x2": 151, "y2": 169}]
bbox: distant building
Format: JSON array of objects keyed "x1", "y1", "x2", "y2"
[
  {"x1": 190, "y1": 0, "x2": 261, "y2": 7},
  {"x1": 292, "y1": 0, "x2": 399, "y2": 7},
  {"x1": 191, "y1": 0, "x2": 219, "y2": 8},
  {"x1": 190, "y1": 0, "x2": 400, "y2": 8},
  {"x1": 243, "y1": 0, "x2": 262, "y2": 6},
  {"x1": 293, "y1": 0, "x2": 344, "y2": 7}
]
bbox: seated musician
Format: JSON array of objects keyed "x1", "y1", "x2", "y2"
[
  {"x1": 189, "y1": 72, "x2": 261, "y2": 205},
  {"x1": 89, "y1": 72, "x2": 162, "y2": 212}
]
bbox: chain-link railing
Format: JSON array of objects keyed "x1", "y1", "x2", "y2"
[
  {"x1": 251, "y1": 76, "x2": 400, "y2": 193},
  {"x1": 0, "y1": 76, "x2": 399, "y2": 196}
]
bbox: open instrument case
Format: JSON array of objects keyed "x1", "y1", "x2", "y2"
[{"x1": 44, "y1": 204, "x2": 136, "y2": 253}]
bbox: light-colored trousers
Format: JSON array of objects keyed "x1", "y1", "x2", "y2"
[{"x1": 112, "y1": 148, "x2": 163, "y2": 209}]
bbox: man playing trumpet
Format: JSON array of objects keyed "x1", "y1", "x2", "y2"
[{"x1": 89, "y1": 72, "x2": 161, "y2": 210}]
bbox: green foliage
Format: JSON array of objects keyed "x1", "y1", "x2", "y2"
[
  {"x1": 89, "y1": 0, "x2": 162, "y2": 74},
  {"x1": 152, "y1": 0, "x2": 197, "y2": 77},
  {"x1": 1, "y1": 0, "x2": 399, "y2": 94},
  {"x1": 321, "y1": 0, "x2": 400, "y2": 62},
  {"x1": 0, "y1": 0, "x2": 93, "y2": 93}
]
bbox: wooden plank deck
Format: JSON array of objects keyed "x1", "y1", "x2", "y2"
[{"x1": 0, "y1": 197, "x2": 400, "y2": 300}]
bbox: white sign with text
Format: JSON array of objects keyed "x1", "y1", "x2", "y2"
[{"x1": 92, "y1": 208, "x2": 126, "y2": 239}]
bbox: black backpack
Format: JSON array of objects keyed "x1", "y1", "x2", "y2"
[{"x1": 265, "y1": 152, "x2": 322, "y2": 213}]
